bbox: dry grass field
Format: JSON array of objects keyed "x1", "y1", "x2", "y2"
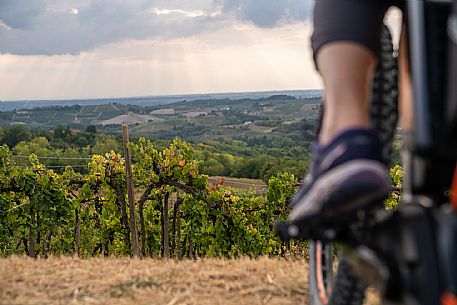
[
  {"x1": 0, "y1": 257, "x2": 310, "y2": 305},
  {"x1": 0, "y1": 257, "x2": 382, "y2": 305}
]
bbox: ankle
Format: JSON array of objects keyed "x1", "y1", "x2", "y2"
[
  {"x1": 314, "y1": 127, "x2": 383, "y2": 163},
  {"x1": 319, "y1": 124, "x2": 371, "y2": 145},
  {"x1": 318, "y1": 126, "x2": 375, "y2": 146}
]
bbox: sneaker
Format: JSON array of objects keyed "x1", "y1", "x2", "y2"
[{"x1": 288, "y1": 128, "x2": 391, "y2": 223}]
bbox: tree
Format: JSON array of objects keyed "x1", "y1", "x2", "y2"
[
  {"x1": 0, "y1": 128, "x2": 5, "y2": 143},
  {"x1": 53, "y1": 125, "x2": 66, "y2": 139},
  {"x1": 86, "y1": 125, "x2": 97, "y2": 134},
  {"x1": 4, "y1": 125, "x2": 31, "y2": 148},
  {"x1": 13, "y1": 137, "x2": 53, "y2": 156},
  {"x1": 92, "y1": 134, "x2": 120, "y2": 155}
]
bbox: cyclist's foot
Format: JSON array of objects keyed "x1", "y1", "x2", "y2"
[{"x1": 289, "y1": 128, "x2": 391, "y2": 223}]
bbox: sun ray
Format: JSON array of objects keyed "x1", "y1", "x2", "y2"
[{"x1": 0, "y1": 20, "x2": 322, "y2": 100}]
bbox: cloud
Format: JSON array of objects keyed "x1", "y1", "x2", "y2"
[
  {"x1": 0, "y1": 0, "x2": 314, "y2": 55},
  {"x1": 220, "y1": 0, "x2": 313, "y2": 27},
  {"x1": 0, "y1": 0, "x2": 45, "y2": 29}
]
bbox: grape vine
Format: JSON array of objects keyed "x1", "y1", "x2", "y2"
[{"x1": 0, "y1": 138, "x2": 402, "y2": 258}]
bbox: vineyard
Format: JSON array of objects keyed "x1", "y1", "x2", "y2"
[
  {"x1": 0, "y1": 135, "x2": 400, "y2": 304},
  {"x1": 0, "y1": 136, "x2": 305, "y2": 258}
]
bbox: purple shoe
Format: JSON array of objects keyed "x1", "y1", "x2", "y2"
[{"x1": 289, "y1": 128, "x2": 391, "y2": 223}]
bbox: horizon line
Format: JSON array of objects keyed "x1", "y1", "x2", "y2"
[{"x1": 0, "y1": 88, "x2": 323, "y2": 103}]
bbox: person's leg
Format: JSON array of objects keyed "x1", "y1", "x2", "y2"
[
  {"x1": 398, "y1": 24, "x2": 413, "y2": 132},
  {"x1": 317, "y1": 43, "x2": 378, "y2": 144},
  {"x1": 289, "y1": 0, "x2": 396, "y2": 222}
]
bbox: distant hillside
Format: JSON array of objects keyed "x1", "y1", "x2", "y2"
[
  {"x1": 0, "y1": 93, "x2": 322, "y2": 143},
  {"x1": 0, "y1": 90, "x2": 322, "y2": 111}
]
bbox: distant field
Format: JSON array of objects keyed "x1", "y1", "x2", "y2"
[
  {"x1": 250, "y1": 125, "x2": 275, "y2": 133},
  {"x1": 99, "y1": 114, "x2": 161, "y2": 126},
  {"x1": 209, "y1": 177, "x2": 268, "y2": 194},
  {"x1": 209, "y1": 176, "x2": 267, "y2": 194},
  {"x1": 0, "y1": 95, "x2": 320, "y2": 144}
]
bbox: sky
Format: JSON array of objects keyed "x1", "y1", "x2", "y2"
[{"x1": 0, "y1": 1, "x2": 402, "y2": 101}]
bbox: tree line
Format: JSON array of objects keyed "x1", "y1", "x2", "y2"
[{"x1": 0, "y1": 125, "x2": 313, "y2": 182}]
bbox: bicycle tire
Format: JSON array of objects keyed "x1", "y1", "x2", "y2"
[
  {"x1": 308, "y1": 25, "x2": 398, "y2": 305},
  {"x1": 309, "y1": 242, "x2": 366, "y2": 305},
  {"x1": 370, "y1": 25, "x2": 399, "y2": 164}
]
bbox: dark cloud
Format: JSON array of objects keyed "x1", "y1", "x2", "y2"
[
  {"x1": 0, "y1": 0, "x2": 45, "y2": 29},
  {"x1": 220, "y1": 0, "x2": 313, "y2": 27},
  {"x1": 0, "y1": 0, "x2": 314, "y2": 55}
]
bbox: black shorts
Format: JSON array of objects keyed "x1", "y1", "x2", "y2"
[{"x1": 311, "y1": 0, "x2": 404, "y2": 65}]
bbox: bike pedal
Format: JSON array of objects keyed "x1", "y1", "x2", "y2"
[
  {"x1": 274, "y1": 221, "x2": 310, "y2": 241},
  {"x1": 274, "y1": 220, "x2": 341, "y2": 241}
]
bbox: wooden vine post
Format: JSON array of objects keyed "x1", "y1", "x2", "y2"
[{"x1": 122, "y1": 124, "x2": 140, "y2": 257}]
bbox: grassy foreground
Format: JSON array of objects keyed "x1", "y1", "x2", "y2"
[
  {"x1": 0, "y1": 257, "x2": 310, "y2": 305},
  {"x1": 0, "y1": 257, "x2": 382, "y2": 305}
]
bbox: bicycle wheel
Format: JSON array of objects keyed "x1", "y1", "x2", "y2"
[
  {"x1": 371, "y1": 24, "x2": 399, "y2": 164},
  {"x1": 308, "y1": 241, "x2": 334, "y2": 305},
  {"x1": 308, "y1": 25, "x2": 398, "y2": 305}
]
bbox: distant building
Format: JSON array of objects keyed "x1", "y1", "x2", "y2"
[{"x1": 66, "y1": 129, "x2": 81, "y2": 134}]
